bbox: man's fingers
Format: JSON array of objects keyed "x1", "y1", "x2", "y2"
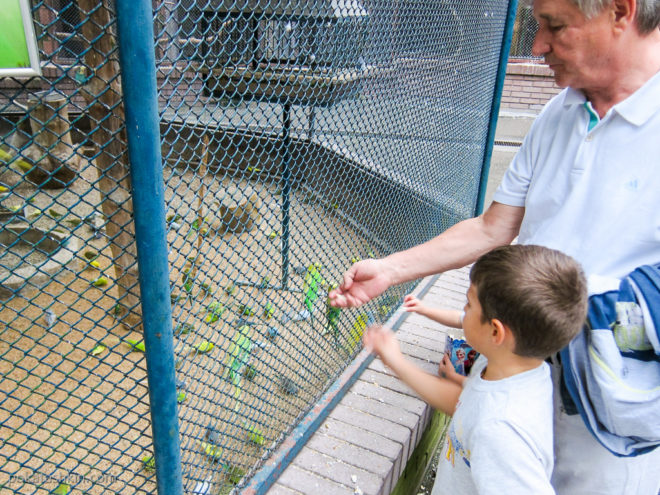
[
  {"x1": 328, "y1": 291, "x2": 359, "y2": 308},
  {"x1": 340, "y1": 266, "x2": 356, "y2": 293}
]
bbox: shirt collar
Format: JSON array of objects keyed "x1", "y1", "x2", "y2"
[
  {"x1": 561, "y1": 70, "x2": 660, "y2": 126},
  {"x1": 614, "y1": 69, "x2": 660, "y2": 126}
]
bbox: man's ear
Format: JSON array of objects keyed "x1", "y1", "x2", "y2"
[
  {"x1": 611, "y1": 0, "x2": 635, "y2": 30},
  {"x1": 490, "y1": 318, "x2": 509, "y2": 347}
]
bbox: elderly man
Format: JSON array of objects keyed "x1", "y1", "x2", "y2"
[{"x1": 329, "y1": 0, "x2": 660, "y2": 492}]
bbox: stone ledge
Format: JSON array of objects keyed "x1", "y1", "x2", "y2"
[{"x1": 266, "y1": 267, "x2": 470, "y2": 494}]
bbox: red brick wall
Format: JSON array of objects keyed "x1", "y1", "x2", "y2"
[{"x1": 500, "y1": 62, "x2": 562, "y2": 113}]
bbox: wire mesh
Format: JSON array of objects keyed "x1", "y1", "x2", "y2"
[
  {"x1": 509, "y1": 1, "x2": 540, "y2": 59},
  {"x1": 1, "y1": 0, "x2": 511, "y2": 493}
]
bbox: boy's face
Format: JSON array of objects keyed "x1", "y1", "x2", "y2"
[{"x1": 462, "y1": 284, "x2": 491, "y2": 353}]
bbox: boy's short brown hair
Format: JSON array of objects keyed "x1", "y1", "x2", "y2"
[{"x1": 469, "y1": 244, "x2": 588, "y2": 359}]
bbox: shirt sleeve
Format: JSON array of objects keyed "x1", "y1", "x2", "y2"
[
  {"x1": 491, "y1": 143, "x2": 532, "y2": 207},
  {"x1": 468, "y1": 419, "x2": 555, "y2": 495},
  {"x1": 491, "y1": 103, "x2": 556, "y2": 208}
]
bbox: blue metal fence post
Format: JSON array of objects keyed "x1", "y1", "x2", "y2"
[
  {"x1": 475, "y1": 0, "x2": 520, "y2": 215},
  {"x1": 115, "y1": 1, "x2": 183, "y2": 493}
]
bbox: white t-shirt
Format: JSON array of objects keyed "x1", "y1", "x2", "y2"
[
  {"x1": 493, "y1": 70, "x2": 660, "y2": 279},
  {"x1": 432, "y1": 357, "x2": 554, "y2": 495}
]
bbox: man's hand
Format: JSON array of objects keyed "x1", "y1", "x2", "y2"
[
  {"x1": 328, "y1": 259, "x2": 392, "y2": 308},
  {"x1": 363, "y1": 325, "x2": 404, "y2": 370}
]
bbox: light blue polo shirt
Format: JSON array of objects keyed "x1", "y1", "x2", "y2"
[{"x1": 493, "y1": 70, "x2": 660, "y2": 280}]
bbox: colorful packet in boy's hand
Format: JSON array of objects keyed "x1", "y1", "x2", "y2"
[{"x1": 445, "y1": 335, "x2": 480, "y2": 376}]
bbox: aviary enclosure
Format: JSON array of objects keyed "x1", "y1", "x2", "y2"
[{"x1": 0, "y1": 0, "x2": 513, "y2": 493}]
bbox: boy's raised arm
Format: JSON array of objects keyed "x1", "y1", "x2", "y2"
[
  {"x1": 364, "y1": 326, "x2": 463, "y2": 415},
  {"x1": 402, "y1": 294, "x2": 463, "y2": 329}
]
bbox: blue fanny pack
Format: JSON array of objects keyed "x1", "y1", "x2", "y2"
[{"x1": 560, "y1": 263, "x2": 660, "y2": 457}]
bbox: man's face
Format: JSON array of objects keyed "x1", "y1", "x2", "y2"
[{"x1": 531, "y1": 0, "x2": 616, "y2": 90}]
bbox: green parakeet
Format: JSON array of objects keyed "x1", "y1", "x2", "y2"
[
  {"x1": 200, "y1": 441, "x2": 223, "y2": 461},
  {"x1": 246, "y1": 423, "x2": 265, "y2": 445},
  {"x1": 142, "y1": 455, "x2": 156, "y2": 472},
  {"x1": 83, "y1": 250, "x2": 98, "y2": 260},
  {"x1": 325, "y1": 296, "x2": 341, "y2": 340},
  {"x1": 91, "y1": 344, "x2": 106, "y2": 356},
  {"x1": 205, "y1": 301, "x2": 224, "y2": 323},
  {"x1": 303, "y1": 263, "x2": 324, "y2": 313},
  {"x1": 347, "y1": 312, "x2": 376, "y2": 354},
  {"x1": 92, "y1": 276, "x2": 109, "y2": 287},
  {"x1": 51, "y1": 483, "x2": 70, "y2": 494},
  {"x1": 238, "y1": 304, "x2": 254, "y2": 316},
  {"x1": 191, "y1": 340, "x2": 214, "y2": 353},
  {"x1": 225, "y1": 325, "x2": 253, "y2": 398},
  {"x1": 125, "y1": 339, "x2": 145, "y2": 352},
  {"x1": 263, "y1": 301, "x2": 275, "y2": 319}
]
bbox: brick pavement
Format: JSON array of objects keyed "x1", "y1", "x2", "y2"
[{"x1": 268, "y1": 267, "x2": 470, "y2": 495}]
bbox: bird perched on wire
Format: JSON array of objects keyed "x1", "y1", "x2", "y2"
[
  {"x1": 44, "y1": 309, "x2": 56, "y2": 328},
  {"x1": 84, "y1": 211, "x2": 105, "y2": 239},
  {"x1": 324, "y1": 284, "x2": 341, "y2": 343},
  {"x1": 225, "y1": 325, "x2": 253, "y2": 399},
  {"x1": 279, "y1": 376, "x2": 299, "y2": 396},
  {"x1": 266, "y1": 326, "x2": 279, "y2": 339},
  {"x1": 303, "y1": 263, "x2": 324, "y2": 314}
]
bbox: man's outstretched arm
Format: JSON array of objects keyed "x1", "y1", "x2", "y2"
[{"x1": 329, "y1": 202, "x2": 524, "y2": 308}]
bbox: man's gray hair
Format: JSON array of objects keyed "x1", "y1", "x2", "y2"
[
  {"x1": 575, "y1": 0, "x2": 659, "y2": 33},
  {"x1": 528, "y1": 0, "x2": 660, "y2": 34}
]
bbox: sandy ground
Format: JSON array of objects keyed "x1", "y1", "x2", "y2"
[{"x1": 0, "y1": 161, "x2": 394, "y2": 494}]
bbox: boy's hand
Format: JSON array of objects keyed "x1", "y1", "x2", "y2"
[
  {"x1": 438, "y1": 353, "x2": 460, "y2": 381},
  {"x1": 402, "y1": 294, "x2": 425, "y2": 313},
  {"x1": 363, "y1": 325, "x2": 403, "y2": 369},
  {"x1": 329, "y1": 259, "x2": 392, "y2": 308}
]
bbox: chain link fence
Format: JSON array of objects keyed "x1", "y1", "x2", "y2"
[
  {"x1": 1, "y1": 0, "x2": 514, "y2": 493},
  {"x1": 510, "y1": 1, "x2": 540, "y2": 59}
]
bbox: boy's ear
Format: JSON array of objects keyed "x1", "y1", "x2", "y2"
[{"x1": 489, "y1": 318, "x2": 510, "y2": 347}]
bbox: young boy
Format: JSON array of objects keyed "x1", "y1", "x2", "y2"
[{"x1": 364, "y1": 244, "x2": 587, "y2": 494}]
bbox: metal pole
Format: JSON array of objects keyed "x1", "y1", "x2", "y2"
[
  {"x1": 115, "y1": 1, "x2": 183, "y2": 493},
  {"x1": 475, "y1": 0, "x2": 519, "y2": 215},
  {"x1": 280, "y1": 102, "x2": 292, "y2": 289}
]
